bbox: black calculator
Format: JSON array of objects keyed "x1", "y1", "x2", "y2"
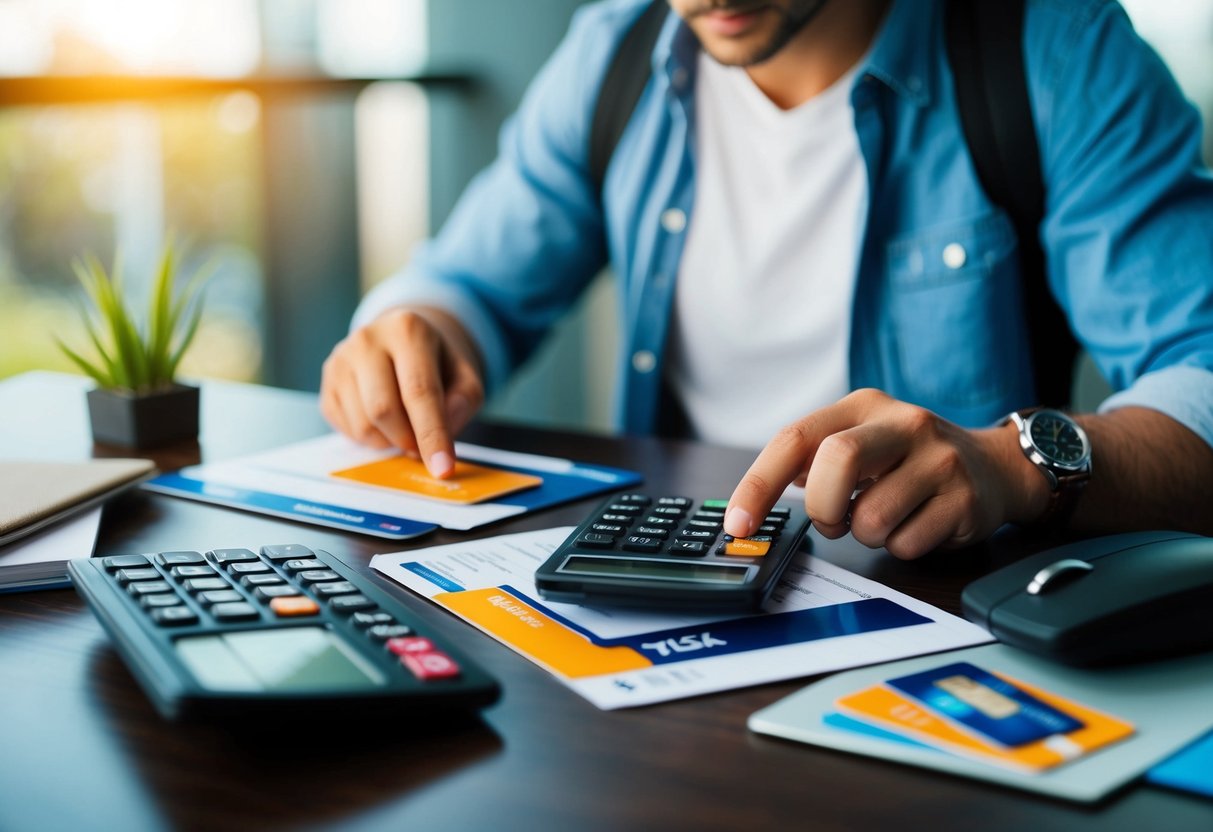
[
  {"x1": 534, "y1": 494, "x2": 811, "y2": 611},
  {"x1": 68, "y1": 544, "x2": 499, "y2": 720}
]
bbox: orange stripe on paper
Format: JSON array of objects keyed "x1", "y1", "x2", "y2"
[{"x1": 435, "y1": 588, "x2": 651, "y2": 678}]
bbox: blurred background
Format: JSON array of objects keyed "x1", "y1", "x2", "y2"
[{"x1": 1, "y1": 0, "x2": 1211, "y2": 433}]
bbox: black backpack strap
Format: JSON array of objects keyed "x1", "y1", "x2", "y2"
[
  {"x1": 945, "y1": 0, "x2": 1078, "y2": 407},
  {"x1": 588, "y1": 0, "x2": 669, "y2": 196}
]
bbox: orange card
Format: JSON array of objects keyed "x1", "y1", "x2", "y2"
[
  {"x1": 835, "y1": 676, "x2": 1134, "y2": 773},
  {"x1": 331, "y1": 456, "x2": 543, "y2": 504}
]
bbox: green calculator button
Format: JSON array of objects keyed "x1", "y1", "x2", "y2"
[{"x1": 702, "y1": 499, "x2": 729, "y2": 510}]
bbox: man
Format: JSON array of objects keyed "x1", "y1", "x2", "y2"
[{"x1": 321, "y1": 0, "x2": 1213, "y2": 559}]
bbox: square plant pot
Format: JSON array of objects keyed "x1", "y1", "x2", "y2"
[{"x1": 86, "y1": 384, "x2": 200, "y2": 449}]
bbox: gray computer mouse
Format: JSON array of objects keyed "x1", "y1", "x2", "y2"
[{"x1": 961, "y1": 530, "x2": 1213, "y2": 667}]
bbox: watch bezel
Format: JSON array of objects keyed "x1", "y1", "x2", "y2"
[{"x1": 1018, "y1": 409, "x2": 1092, "y2": 474}]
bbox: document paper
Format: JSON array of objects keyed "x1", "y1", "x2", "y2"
[
  {"x1": 144, "y1": 434, "x2": 640, "y2": 539},
  {"x1": 371, "y1": 528, "x2": 992, "y2": 709}
]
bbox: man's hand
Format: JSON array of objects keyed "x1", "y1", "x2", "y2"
[
  {"x1": 320, "y1": 307, "x2": 485, "y2": 479},
  {"x1": 723, "y1": 389, "x2": 1049, "y2": 559}
]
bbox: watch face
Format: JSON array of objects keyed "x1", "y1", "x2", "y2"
[{"x1": 1028, "y1": 413, "x2": 1088, "y2": 466}]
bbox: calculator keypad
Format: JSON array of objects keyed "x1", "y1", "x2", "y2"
[
  {"x1": 538, "y1": 493, "x2": 810, "y2": 611},
  {"x1": 98, "y1": 545, "x2": 463, "y2": 683},
  {"x1": 572, "y1": 494, "x2": 788, "y2": 563}
]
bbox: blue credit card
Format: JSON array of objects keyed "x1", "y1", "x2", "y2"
[{"x1": 884, "y1": 661, "x2": 1084, "y2": 748}]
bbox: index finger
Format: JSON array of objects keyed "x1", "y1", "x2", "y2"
[
  {"x1": 724, "y1": 397, "x2": 878, "y2": 537},
  {"x1": 394, "y1": 350, "x2": 456, "y2": 479}
]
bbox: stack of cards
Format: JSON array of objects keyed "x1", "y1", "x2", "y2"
[{"x1": 827, "y1": 661, "x2": 1134, "y2": 774}]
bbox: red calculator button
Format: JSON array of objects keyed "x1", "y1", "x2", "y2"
[
  {"x1": 386, "y1": 636, "x2": 435, "y2": 656},
  {"x1": 400, "y1": 650, "x2": 461, "y2": 681}
]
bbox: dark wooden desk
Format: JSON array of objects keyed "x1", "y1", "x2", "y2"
[{"x1": 1, "y1": 372, "x2": 1208, "y2": 832}]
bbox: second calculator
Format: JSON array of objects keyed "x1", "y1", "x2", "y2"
[{"x1": 534, "y1": 494, "x2": 811, "y2": 612}]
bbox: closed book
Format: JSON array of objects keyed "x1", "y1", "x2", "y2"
[{"x1": 0, "y1": 459, "x2": 155, "y2": 591}]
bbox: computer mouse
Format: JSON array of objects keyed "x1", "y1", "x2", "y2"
[{"x1": 961, "y1": 530, "x2": 1213, "y2": 667}]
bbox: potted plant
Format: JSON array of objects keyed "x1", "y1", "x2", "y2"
[{"x1": 57, "y1": 242, "x2": 210, "y2": 449}]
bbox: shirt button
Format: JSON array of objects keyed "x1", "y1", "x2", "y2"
[
  {"x1": 670, "y1": 67, "x2": 689, "y2": 90},
  {"x1": 942, "y1": 242, "x2": 967, "y2": 269},
  {"x1": 632, "y1": 350, "x2": 657, "y2": 373},
  {"x1": 661, "y1": 208, "x2": 687, "y2": 234}
]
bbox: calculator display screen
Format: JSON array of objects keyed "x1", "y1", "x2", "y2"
[
  {"x1": 177, "y1": 627, "x2": 386, "y2": 692},
  {"x1": 558, "y1": 555, "x2": 750, "y2": 585}
]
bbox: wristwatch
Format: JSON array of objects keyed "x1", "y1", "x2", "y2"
[{"x1": 1002, "y1": 408, "x2": 1092, "y2": 528}]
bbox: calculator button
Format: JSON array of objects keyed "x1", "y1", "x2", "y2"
[
  {"x1": 260, "y1": 544, "x2": 316, "y2": 562},
  {"x1": 368, "y1": 623, "x2": 414, "y2": 641},
  {"x1": 141, "y1": 594, "x2": 183, "y2": 609},
  {"x1": 685, "y1": 519, "x2": 721, "y2": 532},
  {"x1": 211, "y1": 602, "x2": 259, "y2": 622},
  {"x1": 156, "y1": 551, "x2": 205, "y2": 566},
  {"x1": 150, "y1": 606, "x2": 198, "y2": 626},
  {"x1": 312, "y1": 581, "x2": 358, "y2": 598},
  {"x1": 170, "y1": 565, "x2": 217, "y2": 579},
  {"x1": 401, "y1": 651, "x2": 462, "y2": 681},
  {"x1": 103, "y1": 555, "x2": 149, "y2": 570},
  {"x1": 651, "y1": 506, "x2": 684, "y2": 517},
  {"x1": 657, "y1": 496, "x2": 692, "y2": 507},
  {"x1": 763, "y1": 515, "x2": 788, "y2": 527},
  {"x1": 386, "y1": 636, "x2": 434, "y2": 655},
  {"x1": 701, "y1": 499, "x2": 730, "y2": 510},
  {"x1": 351, "y1": 611, "x2": 394, "y2": 628},
  {"x1": 329, "y1": 595, "x2": 377, "y2": 614},
  {"x1": 642, "y1": 516, "x2": 677, "y2": 528},
  {"x1": 676, "y1": 530, "x2": 715, "y2": 542},
  {"x1": 269, "y1": 596, "x2": 320, "y2": 617},
  {"x1": 282, "y1": 559, "x2": 326, "y2": 572},
  {"x1": 197, "y1": 589, "x2": 246, "y2": 606},
  {"x1": 576, "y1": 533, "x2": 616, "y2": 548},
  {"x1": 719, "y1": 538, "x2": 771, "y2": 557},
  {"x1": 605, "y1": 503, "x2": 642, "y2": 515},
  {"x1": 240, "y1": 573, "x2": 285, "y2": 588},
  {"x1": 669, "y1": 541, "x2": 708, "y2": 556},
  {"x1": 757, "y1": 524, "x2": 780, "y2": 535},
  {"x1": 767, "y1": 506, "x2": 792, "y2": 517},
  {"x1": 617, "y1": 494, "x2": 651, "y2": 505},
  {"x1": 254, "y1": 584, "x2": 301, "y2": 602},
  {"x1": 622, "y1": 536, "x2": 662, "y2": 553},
  {"x1": 129, "y1": 581, "x2": 174, "y2": 596},
  {"x1": 692, "y1": 511, "x2": 725, "y2": 521},
  {"x1": 388, "y1": 638, "x2": 461, "y2": 680},
  {"x1": 115, "y1": 568, "x2": 162, "y2": 585},
  {"x1": 183, "y1": 577, "x2": 231, "y2": 593},
  {"x1": 590, "y1": 524, "x2": 625, "y2": 535},
  {"x1": 296, "y1": 569, "x2": 341, "y2": 585},
  {"x1": 228, "y1": 561, "x2": 272, "y2": 575},
  {"x1": 634, "y1": 526, "x2": 669, "y2": 539},
  {"x1": 209, "y1": 548, "x2": 258, "y2": 564},
  {"x1": 599, "y1": 513, "x2": 633, "y2": 524}
]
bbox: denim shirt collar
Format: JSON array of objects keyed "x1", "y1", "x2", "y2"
[
  {"x1": 653, "y1": 0, "x2": 938, "y2": 108},
  {"x1": 861, "y1": 0, "x2": 938, "y2": 107}
]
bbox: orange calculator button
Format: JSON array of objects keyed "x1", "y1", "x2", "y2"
[
  {"x1": 724, "y1": 538, "x2": 771, "y2": 557},
  {"x1": 270, "y1": 596, "x2": 320, "y2": 617}
]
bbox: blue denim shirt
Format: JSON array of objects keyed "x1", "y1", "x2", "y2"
[{"x1": 355, "y1": 0, "x2": 1213, "y2": 448}]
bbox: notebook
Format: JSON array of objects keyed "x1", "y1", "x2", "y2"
[{"x1": 0, "y1": 458, "x2": 155, "y2": 547}]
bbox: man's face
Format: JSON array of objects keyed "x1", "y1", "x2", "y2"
[{"x1": 669, "y1": 0, "x2": 832, "y2": 67}]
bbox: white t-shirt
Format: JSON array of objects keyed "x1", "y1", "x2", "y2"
[{"x1": 666, "y1": 53, "x2": 868, "y2": 448}]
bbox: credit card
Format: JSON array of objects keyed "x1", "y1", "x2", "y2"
[
  {"x1": 331, "y1": 456, "x2": 543, "y2": 504},
  {"x1": 835, "y1": 676, "x2": 1134, "y2": 773},
  {"x1": 884, "y1": 661, "x2": 1084, "y2": 747}
]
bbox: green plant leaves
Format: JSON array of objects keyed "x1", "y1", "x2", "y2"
[{"x1": 58, "y1": 240, "x2": 213, "y2": 394}]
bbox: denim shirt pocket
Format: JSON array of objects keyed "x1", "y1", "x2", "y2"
[{"x1": 885, "y1": 212, "x2": 1027, "y2": 414}]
